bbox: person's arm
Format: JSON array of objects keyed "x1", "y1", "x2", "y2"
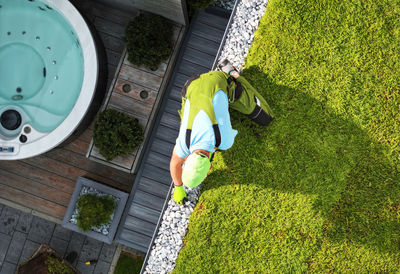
[{"x1": 170, "y1": 145, "x2": 185, "y2": 186}]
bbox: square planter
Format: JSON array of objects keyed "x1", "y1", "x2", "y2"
[{"x1": 62, "y1": 177, "x2": 128, "y2": 244}]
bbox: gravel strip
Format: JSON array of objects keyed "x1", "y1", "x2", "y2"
[{"x1": 144, "y1": 0, "x2": 268, "y2": 273}]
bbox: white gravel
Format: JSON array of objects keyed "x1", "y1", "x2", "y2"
[{"x1": 144, "y1": 0, "x2": 268, "y2": 273}]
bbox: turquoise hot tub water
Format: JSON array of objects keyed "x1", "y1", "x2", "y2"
[{"x1": 0, "y1": 0, "x2": 84, "y2": 136}]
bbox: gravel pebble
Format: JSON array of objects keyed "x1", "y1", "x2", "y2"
[{"x1": 144, "y1": 0, "x2": 267, "y2": 272}]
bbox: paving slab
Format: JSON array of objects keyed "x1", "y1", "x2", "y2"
[
  {"x1": 99, "y1": 242, "x2": 117, "y2": 263},
  {"x1": 1, "y1": 261, "x2": 17, "y2": 274},
  {"x1": 66, "y1": 232, "x2": 86, "y2": 266},
  {"x1": 15, "y1": 211, "x2": 33, "y2": 234},
  {"x1": 49, "y1": 236, "x2": 69, "y2": 257},
  {"x1": 0, "y1": 233, "x2": 11, "y2": 268},
  {"x1": 27, "y1": 216, "x2": 55, "y2": 244},
  {"x1": 18, "y1": 240, "x2": 40, "y2": 265},
  {"x1": 0, "y1": 206, "x2": 21, "y2": 236},
  {"x1": 76, "y1": 260, "x2": 96, "y2": 274},
  {"x1": 79, "y1": 237, "x2": 103, "y2": 263},
  {"x1": 94, "y1": 260, "x2": 110, "y2": 274},
  {"x1": 5, "y1": 231, "x2": 27, "y2": 264},
  {"x1": 53, "y1": 224, "x2": 73, "y2": 241}
]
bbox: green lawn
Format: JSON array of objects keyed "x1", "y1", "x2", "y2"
[{"x1": 174, "y1": 0, "x2": 400, "y2": 272}]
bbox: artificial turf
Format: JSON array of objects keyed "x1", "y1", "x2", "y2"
[{"x1": 173, "y1": 0, "x2": 400, "y2": 272}]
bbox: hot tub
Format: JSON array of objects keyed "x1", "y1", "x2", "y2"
[{"x1": 0, "y1": 0, "x2": 98, "y2": 159}]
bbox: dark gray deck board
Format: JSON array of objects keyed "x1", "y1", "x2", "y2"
[
  {"x1": 147, "y1": 152, "x2": 170, "y2": 171},
  {"x1": 119, "y1": 230, "x2": 151, "y2": 252},
  {"x1": 160, "y1": 111, "x2": 180, "y2": 129},
  {"x1": 197, "y1": 10, "x2": 230, "y2": 31},
  {"x1": 116, "y1": 8, "x2": 230, "y2": 253},
  {"x1": 129, "y1": 203, "x2": 161, "y2": 225},
  {"x1": 137, "y1": 177, "x2": 170, "y2": 198},
  {"x1": 94, "y1": 17, "x2": 126, "y2": 39},
  {"x1": 150, "y1": 138, "x2": 174, "y2": 157},
  {"x1": 187, "y1": 33, "x2": 221, "y2": 56},
  {"x1": 155, "y1": 125, "x2": 179, "y2": 143},
  {"x1": 142, "y1": 164, "x2": 172, "y2": 185},
  {"x1": 124, "y1": 217, "x2": 156, "y2": 238},
  {"x1": 182, "y1": 46, "x2": 215, "y2": 69},
  {"x1": 178, "y1": 59, "x2": 210, "y2": 77},
  {"x1": 191, "y1": 21, "x2": 225, "y2": 43},
  {"x1": 169, "y1": 85, "x2": 182, "y2": 102},
  {"x1": 165, "y1": 99, "x2": 181, "y2": 114},
  {"x1": 134, "y1": 191, "x2": 165, "y2": 212}
]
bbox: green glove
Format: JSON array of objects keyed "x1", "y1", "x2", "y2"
[{"x1": 173, "y1": 185, "x2": 187, "y2": 205}]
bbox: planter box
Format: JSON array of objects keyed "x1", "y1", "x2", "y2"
[{"x1": 62, "y1": 177, "x2": 128, "y2": 244}]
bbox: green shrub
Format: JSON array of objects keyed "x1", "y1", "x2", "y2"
[
  {"x1": 76, "y1": 193, "x2": 116, "y2": 232},
  {"x1": 93, "y1": 109, "x2": 144, "y2": 161},
  {"x1": 124, "y1": 13, "x2": 173, "y2": 70}
]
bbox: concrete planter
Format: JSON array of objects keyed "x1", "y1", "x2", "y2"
[{"x1": 62, "y1": 177, "x2": 128, "y2": 244}]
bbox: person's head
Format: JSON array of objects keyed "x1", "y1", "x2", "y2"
[{"x1": 182, "y1": 150, "x2": 211, "y2": 188}]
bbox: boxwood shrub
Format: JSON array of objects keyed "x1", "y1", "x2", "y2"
[
  {"x1": 76, "y1": 193, "x2": 116, "y2": 232},
  {"x1": 124, "y1": 13, "x2": 173, "y2": 70},
  {"x1": 93, "y1": 109, "x2": 144, "y2": 161}
]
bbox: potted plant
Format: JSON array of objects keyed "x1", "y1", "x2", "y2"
[
  {"x1": 18, "y1": 245, "x2": 78, "y2": 274},
  {"x1": 93, "y1": 108, "x2": 144, "y2": 161},
  {"x1": 62, "y1": 177, "x2": 128, "y2": 244},
  {"x1": 124, "y1": 13, "x2": 173, "y2": 70}
]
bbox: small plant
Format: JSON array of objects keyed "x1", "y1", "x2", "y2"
[
  {"x1": 93, "y1": 109, "x2": 144, "y2": 161},
  {"x1": 47, "y1": 255, "x2": 74, "y2": 274},
  {"x1": 124, "y1": 13, "x2": 173, "y2": 69},
  {"x1": 76, "y1": 193, "x2": 116, "y2": 232}
]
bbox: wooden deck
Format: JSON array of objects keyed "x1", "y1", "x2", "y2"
[
  {"x1": 0, "y1": 1, "x2": 137, "y2": 221},
  {"x1": 115, "y1": 7, "x2": 231, "y2": 253}
]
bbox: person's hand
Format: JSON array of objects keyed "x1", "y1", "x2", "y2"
[{"x1": 173, "y1": 185, "x2": 187, "y2": 205}]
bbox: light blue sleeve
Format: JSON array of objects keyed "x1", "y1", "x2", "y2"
[
  {"x1": 212, "y1": 90, "x2": 238, "y2": 150},
  {"x1": 175, "y1": 100, "x2": 191, "y2": 159}
]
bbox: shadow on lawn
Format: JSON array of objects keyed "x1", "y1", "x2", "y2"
[{"x1": 206, "y1": 66, "x2": 400, "y2": 254}]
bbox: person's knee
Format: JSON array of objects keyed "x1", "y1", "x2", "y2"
[{"x1": 248, "y1": 105, "x2": 273, "y2": 126}]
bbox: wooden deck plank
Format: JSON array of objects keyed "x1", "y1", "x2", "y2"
[
  {"x1": 119, "y1": 229, "x2": 151, "y2": 250},
  {"x1": 92, "y1": 4, "x2": 135, "y2": 26},
  {"x1": 182, "y1": 46, "x2": 215, "y2": 68},
  {"x1": 155, "y1": 125, "x2": 179, "y2": 144},
  {"x1": 129, "y1": 203, "x2": 161, "y2": 225},
  {"x1": 90, "y1": 145, "x2": 136, "y2": 170},
  {"x1": 169, "y1": 85, "x2": 182, "y2": 103},
  {"x1": 0, "y1": 161, "x2": 75, "y2": 194},
  {"x1": 106, "y1": 49, "x2": 122, "y2": 67},
  {"x1": 94, "y1": 17, "x2": 126, "y2": 39},
  {"x1": 44, "y1": 148, "x2": 133, "y2": 190},
  {"x1": 119, "y1": 64, "x2": 163, "y2": 92},
  {"x1": 109, "y1": 93, "x2": 153, "y2": 120},
  {"x1": 147, "y1": 152, "x2": 170, "y2": 171},
  {"x1": 150, "y1": 138, "x2": 174, "y2": 157},
  {"x1": 114, "y1": 78, "x2": 158, "y2": 105},
  {"x1": 187, "y1": 33, "x2": 220, "y2": 56},
  {"x1": 137, "y1": 177, "x2": 170, "y2": 199},
  {"x1": 160, "y1": 111, "x2": 180, "y2": 129},
  {"x1": 0, "y1": 169, "x2": 71, "y2": 206},
  {"x1": 197, "y1": 10, "x2": 230, "y2": 31},
  {"x1": 142, "y1": 164, "x2": 172, "y2": 186},
  {"x1": 98, "y1": 31, "x2": 126, "y2": 53},
  {"x1": 191, "y1": 21, "x2": 225, "y2": 43},
  {"x1": 178, "y1": 59, "x2": 209, "y2": 77},
  {"x1": 0, "y1": 184, "x2": 66, "y2": 220},
  {"x1": 22, "y1": 155, "x2": 131, "y2": 192},
  {"x1": 165, "y1": 98, "x2": 181, "y2": 114},
  {"x1": 124, "y1": 216, "x2": 156, "y2": 237},
  {"x1": 133, "y1": 190, "x2": 165, "y2": 212},
  {"x1": 174, "y1": 73, "x2": 190, "y2": 89},
  {"x1": 123, "y1": 59, "x2": 168, "y2": 78}
]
